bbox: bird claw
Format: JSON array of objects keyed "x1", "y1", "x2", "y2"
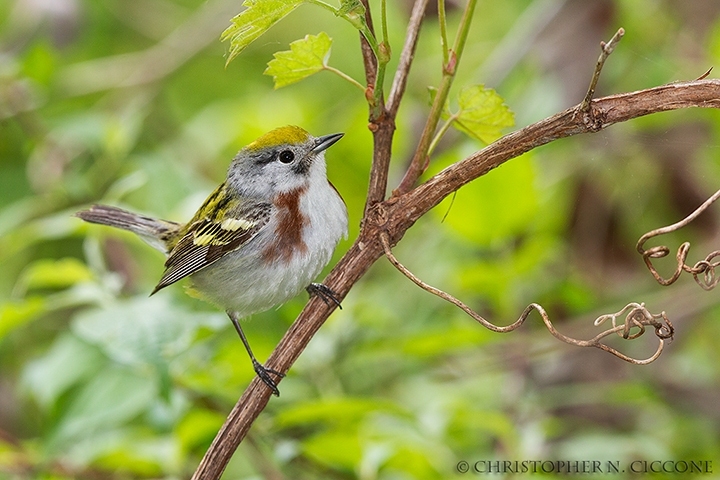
[
  {"x1": 252, "y1": 359, "x2": 285, "y2": 397},
  {"x1": 307, "y1": 282, "x2": 342, "y2": 309}
]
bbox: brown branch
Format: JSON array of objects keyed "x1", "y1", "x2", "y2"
[
  {"x1": 191, "y1": 243, "x2": 379, "y2": 480},
  {"x1": 192, "y1": 78, "x2": 720, "y2": 480},
  {"x1": 357, "y1": 0, "x2": 387, "y2": 219},
  {"x1": 362, "y1": 0, "x2": 429, "y2": 213},
  {"x1": 362, "y1": 0, "x2": 430, "y2": 217},
  {"x1": 383, "y1": 79, "x2": 720, "y2": 243}
]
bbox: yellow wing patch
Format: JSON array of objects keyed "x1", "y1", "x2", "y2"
[
  {"x1": 191, "y1": 216, "x2": 255, "y2": 247},
  {"x1": 193, "y1": 233, "x2": 215, "y2": 246},
  {"x1": 221, "y1": 217, "x2": 255, "y2": 231}
]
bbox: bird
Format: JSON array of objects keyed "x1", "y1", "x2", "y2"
[{"x1": 76, "y1": 125, "x2": 349, "y2": 395}]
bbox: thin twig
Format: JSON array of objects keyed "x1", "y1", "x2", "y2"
[
  {"x1": 579, "y1": 27, "x2": 625, "y2": 113},
  {"x1": 637, "y1": 186, "x2": 720, "y2": 290},
  {"x1": 387, "y1": 0, "x2": 429, "y2": 117},
  {"x1": 697, "y1": 67, "x2": 713, "y2": 81},
  {"x1": 380, "y1": 0, "x2": 389, "y2": 50},
  {"x1": 380, "y1": 233, "x2": 673, "y2": 365}
]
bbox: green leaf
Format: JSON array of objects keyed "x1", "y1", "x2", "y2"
[
  {"x1": 264, "y1": 32, "x2": 332, "y2": 88},
  {"x1": 438, "y1": 152, "x2": 537, "y2": 245},
  {"x1": 0, "y1": 297, "x2": 45, "y2": 340},
  {"x1": 302, "y1": 430, "x2": 362, "y2": 471},
  {"x1": 23, "y1": 333, "x2": 105, "y2": 408},
  {"x1": 175, "y1": 409, "x2": 225, "y2": 453},
  {"x1": 72, "y1": 295, "x2": 225, "y2": 368},
  {"x1": 51, "y1": 366, "x2": 157, "y2": 444},
  {"x1": 14, "y1": 257, "x2": 93, "y2": 295},
  {"x1": 399, "y1": 324, "x2": 496, "y2": 357},
  {"x1": 276, "y1": 397, "x2": 406, "y2": 429},
  {"x1": 451, "y1": 85, "x2": 514, "y2": 144},
  {"x1": 221, "y1": 0, "x2": 306, "y2": 65},
  {"x1": 93, "y1": 446, "x2": 165, "y2": 478}
]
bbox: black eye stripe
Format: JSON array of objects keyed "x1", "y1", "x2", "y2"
[{"x1": 279, "y1": 150, "x2": 295, "y2": 163}]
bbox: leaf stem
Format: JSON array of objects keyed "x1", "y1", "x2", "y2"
[
  {"x1": 324, "y1": 65, "x2": 366, "y2": 91},
  {"x1": 427, "y1": 113, "x2": 458, "y2": 157},
  {"x1": 305, "y1": 0, "x2": 338, "y2": 15}
]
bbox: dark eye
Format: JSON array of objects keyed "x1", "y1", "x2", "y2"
[{"x1": 278, "y1": 150, "x2": 295, "y2": 164}]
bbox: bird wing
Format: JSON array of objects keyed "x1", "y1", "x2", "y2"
[{"x1": 151, "y1": 184, "x2": 271, "y2": 294}]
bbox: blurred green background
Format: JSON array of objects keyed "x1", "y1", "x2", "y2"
[{"x1": 2, "y1": 0, "x2": 720, "y2": 478}]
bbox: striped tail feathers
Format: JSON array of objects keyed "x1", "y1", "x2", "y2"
[{"x1": 75, "y1": 205, "x2": 181, "y2": 253}]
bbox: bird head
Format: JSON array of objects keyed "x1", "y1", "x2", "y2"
[{"x1": 227, "y1": 125, "x2": 343, "y2": 199}]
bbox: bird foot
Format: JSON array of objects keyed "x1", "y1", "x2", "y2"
[
  {"x1": 252, "y1": 359, "x2": 285, "y2": 396},
  {"x1": 307, "y1": 282, "x2": 342, "y2": 309}
]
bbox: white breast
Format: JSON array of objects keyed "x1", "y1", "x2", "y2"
[{"x1": 188, "y1": 176, "x2": 348, "y2": 317}]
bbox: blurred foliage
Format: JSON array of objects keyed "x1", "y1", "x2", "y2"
[{"x1": 2, "y1": 0, "x2": 720, "y2": 479}]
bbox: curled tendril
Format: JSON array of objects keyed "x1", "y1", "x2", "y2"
[
  {"x1": 637, "y1": 187, "x2": 720, "y2": 290},
  {"x1": 380, "y1": 233, "x2": 674, "y2": 366},
  {"x1": 594, "y1": 302, "x2": 674, "y2": 341}
]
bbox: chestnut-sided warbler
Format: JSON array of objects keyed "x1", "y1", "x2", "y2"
[{"x1": 76, "y1": 126, "x2": 348, "y2": 395}]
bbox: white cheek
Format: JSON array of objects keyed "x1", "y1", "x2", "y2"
[
  {"x1": 229, "y1": 163, "x2": 304, "y2": 197},
  {"x1": 272, "y1": 166, "x2": 307, "y2": 192}
]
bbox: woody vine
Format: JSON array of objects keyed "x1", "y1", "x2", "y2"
[{"x1": 192, "y1": 1, "x2": 720, "y2": 479}]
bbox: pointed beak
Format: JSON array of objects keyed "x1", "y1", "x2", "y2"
[{"x1": 313, "y1": 132, "x2": 344, "y2": 153}]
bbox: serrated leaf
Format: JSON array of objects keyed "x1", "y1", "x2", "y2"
[
  {"x1": 264, "y1": 32, "x2": 332, "y2": 88},
  {"x1": 452, "y1": 85, "x2": 514, "y2": 144},
  {"x1": 221, "y1": 0, "x2": 305, "y2": 65}
]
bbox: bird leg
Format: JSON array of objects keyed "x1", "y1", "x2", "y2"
[{"x1": 227, "y1": 310, "x2": 284, "y2": 396}]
